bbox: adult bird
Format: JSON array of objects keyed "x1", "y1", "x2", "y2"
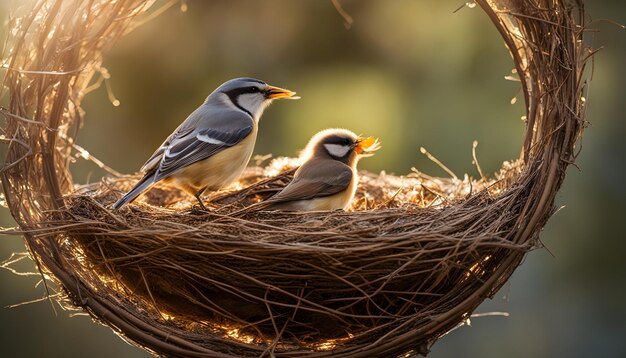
[
  {"x1": 112, "y1": 77, "x2": 299, "y2": 210},
  {"x1": 242, "y1": 128, "x2": 380, "y2": 212}
]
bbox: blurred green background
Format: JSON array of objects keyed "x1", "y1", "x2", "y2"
[{"x1": 0, "y1": 0, "x2": 624, "y2": 357}]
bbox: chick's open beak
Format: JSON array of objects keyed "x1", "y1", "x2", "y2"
[
  {"x1": 266, "y1": 85, "x2": 300, "y2": 100},
  {"x1": 355, "y1": 136, "x2": 381, "y2": 155}
]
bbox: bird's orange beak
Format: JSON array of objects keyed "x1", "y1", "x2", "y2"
[
  {"x1": 355, "y1": 136, "x2": 381, "y2": 155},
  {"x1": 266, "y1": 85, "x2": 300, "y2": 100}
]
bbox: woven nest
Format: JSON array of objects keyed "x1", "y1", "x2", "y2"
[{"x1": 0, "y1": 1, "x2": 589, "y2": 357}]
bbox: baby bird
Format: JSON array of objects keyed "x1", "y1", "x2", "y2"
[
  {"x1": 246, "y1": 128, "x2": 380, "y2": 212},
  {"x1": 112, "y1": 77, "x2": 299, "y2": 210}
]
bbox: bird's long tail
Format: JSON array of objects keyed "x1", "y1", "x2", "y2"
[{"x1": 112, "y1": 174, "x2": 155, "y2": 209}]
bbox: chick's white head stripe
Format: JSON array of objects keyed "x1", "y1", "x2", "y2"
[{"x1": 324, "y1": 143, "x2": 351, "y2": 158}]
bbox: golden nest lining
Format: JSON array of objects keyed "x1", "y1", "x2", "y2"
[{"x1": 0, "y1": 1, "x2": 588, "y2": 357}]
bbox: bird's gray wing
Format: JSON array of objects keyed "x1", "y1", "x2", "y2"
[
  {"x1": 140, "y1": 126, "x2": 193, "y2": 173},
  {"x1": 267, "y1": 160, "x2": 353, "y2": 203},
  {"x1": 146, "y1": 107, "x2": 253, "y2": 181}
]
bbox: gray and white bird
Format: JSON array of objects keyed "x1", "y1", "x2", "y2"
[
  {"x1": 112, "y1": 77, "x2": 299, "y2": 209},
  {"x1": 243, "y1": 128, "x2": 381, "y2": 212}
]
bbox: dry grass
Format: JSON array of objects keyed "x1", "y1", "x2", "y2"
[{"x1": 0, "y1": 0, "x2": 589, "y2": 357}]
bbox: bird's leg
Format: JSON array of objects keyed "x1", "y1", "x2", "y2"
[{"x1": 194, "y1": 186, "x2": 209, "y2": 211}]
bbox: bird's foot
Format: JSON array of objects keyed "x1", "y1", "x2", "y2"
[
  {"x1": 194, "y1": 199, "x2": 210, "y2": 212},
  {"x1": 193, "y1": 187, "x2": 210, "y2": 211}
]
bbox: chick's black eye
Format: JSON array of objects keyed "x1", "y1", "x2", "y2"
[{"x1": 249, "y1": 86, "x2": 259, "y2": 93}]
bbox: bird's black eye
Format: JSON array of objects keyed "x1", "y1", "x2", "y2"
[{"x1": 248, "y1": 86, "x2": 259, "y2": 93}]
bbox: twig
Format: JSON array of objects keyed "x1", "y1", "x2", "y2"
[{"x1": 331, "y1": 0, "x2": 354, "y2": 29}]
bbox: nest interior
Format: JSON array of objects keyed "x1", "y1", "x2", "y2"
[{"x1": 0, "y1": 1, "x2": 589, "y2": 357}]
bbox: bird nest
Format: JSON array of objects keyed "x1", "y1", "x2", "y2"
[{"x1": 0, "y1": 1, "x2": 589, "y2": 357}]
